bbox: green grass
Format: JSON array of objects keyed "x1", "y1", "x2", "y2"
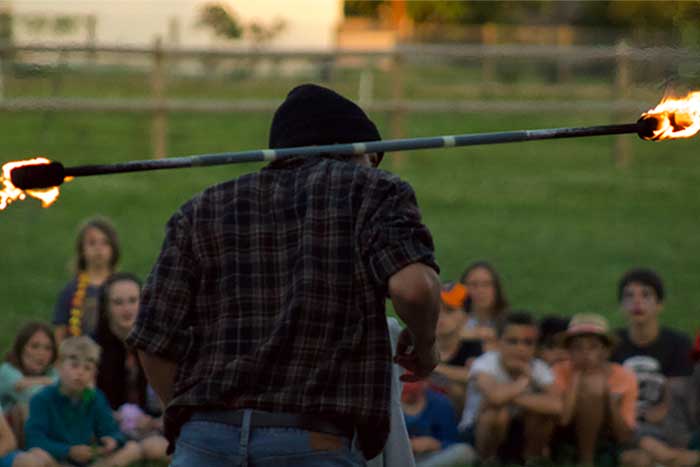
[
  {"x1": 0, "y1": 64, "x2": 698, "y2": 467},
  {"x1": 2, "y1": 108, "x2": 698, "y2": 350}
]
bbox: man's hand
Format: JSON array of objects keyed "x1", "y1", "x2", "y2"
[
  {"x1": 69, "y1": 445, "x2": 94, "y2": 463},
  {"x1": 97, "y1": 436, "x2": 118, "y2": 455},
  {"x1": 394, "y1": 328, "x2": 439, "y2": 382}
]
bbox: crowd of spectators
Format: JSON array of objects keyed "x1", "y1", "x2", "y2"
[
  {"x1": 399, "y1": 262, "x2": 700, "y2": 467},
  {"x1": 0, "y1": 217, "x2": 169, "y2": 466},
  {"x1": 1, "y1": 215, "x2": 699, "y2": 467}
]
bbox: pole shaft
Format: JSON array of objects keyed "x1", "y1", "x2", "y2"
[{"x1": 63, "y1": 122, "x2": 642, "y2": 178}]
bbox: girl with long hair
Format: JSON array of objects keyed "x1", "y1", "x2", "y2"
[
  {"x1": 52, "y1": 217, "x2": 120, "y2": 343},
  {"x1": 95, "y1": 272, "x2": 169, "y2": 462}
]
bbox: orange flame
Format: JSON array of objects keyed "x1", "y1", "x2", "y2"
[
  {"x1": 640, "y1": 91, "x2": 700, "y2": 141},
  {"x1": 0, "y1": 158, "x2": 61, "y2": 210}
]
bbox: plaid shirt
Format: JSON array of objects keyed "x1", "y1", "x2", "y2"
[{"x1": 126, "y1": 157, "x2": 438, "y2": 458}]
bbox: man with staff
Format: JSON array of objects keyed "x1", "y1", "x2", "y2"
[{"x1": 126, "y1": 83, "x2": 441, "y2": 466}]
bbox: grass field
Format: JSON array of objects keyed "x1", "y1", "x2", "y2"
[
  {"x1": 0, "y1": 66, "x2": 698, "y2": 466},
  {"x1": 2, "y1": 107, "x2": 699, "y2": 350}
]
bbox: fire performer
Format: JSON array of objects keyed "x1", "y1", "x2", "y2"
[{"x1": 125, "y1": 83, "x2": 442, "y2": 466}]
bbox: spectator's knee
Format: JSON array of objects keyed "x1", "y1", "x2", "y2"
[
  {"x1": 479, "y1": 406, "x2": 510, "y2": 431},
  {"x1": 620, "y1": 448, "x2": 654, "y2": 467},
  {"x1": 141, "y1": 435, "x2": 169, "y2": 460}
]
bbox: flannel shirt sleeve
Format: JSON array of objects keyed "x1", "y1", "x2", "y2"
[
  {"x1": 125, "y1": 206, "x2": 198, "y2": 361},
  {"x1": 361, "y1": 177, "x2": 439, "y2": 286}
]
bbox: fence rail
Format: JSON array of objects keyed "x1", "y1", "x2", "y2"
[{"x1": 0, "y1": 41, "x2": 696, "y2": 165}]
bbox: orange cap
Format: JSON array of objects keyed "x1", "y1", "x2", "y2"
[{"x1": 441, "y1": 282, "x2": 467, "y2": 308}]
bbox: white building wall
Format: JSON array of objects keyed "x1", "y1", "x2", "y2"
[{"x1": 7, "y1": 0, "x2": 342, "y2": 50}]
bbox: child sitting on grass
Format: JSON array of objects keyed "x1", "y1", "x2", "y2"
[
  {"x1": 25, "y1": 336, "x2": 141, "y2": 467},
  {"x1": 551, "y1": 313, "x2": 638, "y2": 467},
  {"x1": 0, "y1": 402, "x2": 53, "y2": 467}
]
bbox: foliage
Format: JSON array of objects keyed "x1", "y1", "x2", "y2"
[
  {"x1": 197, "y1": 3, "x2": 243, "y2": 40},
  {"x1": 342, "y1": 0, "x2": 700, "y2": 46},
  {"x1": 197, "y1": 2, "x2": 286, "y2": 48},
  {"x1": 344, "y1": 1, "x2": 383, "y2": 18}
]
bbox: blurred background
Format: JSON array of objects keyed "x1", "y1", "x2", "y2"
[{"x1": 1, "y1": 0, "x2": 699, "y2": 350}]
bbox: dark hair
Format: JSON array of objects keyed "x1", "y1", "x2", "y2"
[
  {"x1": 95, "y1": 272, "x2": 149, "y2": 412},
  {"x1": 617, "y1": 268, "x2": 664, "y2": 303},
  {"x1": 497, "y1": 310, "x2": 536, "y2": 337},
  {"x1": 75, "y1": 217, "x2": 121, "y2": 272},
  {"x1": 460, "y1": 261, "x2": 510, "y2": 318},
  {"x1": 6, "y1": 322, "x2": 57, "y2": 375},
  {"x1": 538, "y1": 315, "x2": 570, "y2": 348}
]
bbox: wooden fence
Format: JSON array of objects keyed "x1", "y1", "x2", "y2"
[{"x1": 0, "y1": 41, "x2": 696, "y2": 166}]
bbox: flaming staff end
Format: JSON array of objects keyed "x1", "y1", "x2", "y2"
[{"x1": 10, "y1": 161, "x2": 65, "y2": 190}]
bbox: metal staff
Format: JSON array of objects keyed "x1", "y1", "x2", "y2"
[{"x1": 8, "y1": 119, "x2": 658, "y2": 190}]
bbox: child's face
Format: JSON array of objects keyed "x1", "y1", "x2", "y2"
[
  {"x1": 500, "y1": 324, "x2": 538, "y2": 373},
  {"x1": 463, "y1": 267, "x2": 497, "y2": 311},
  {"x1": 59, "y1": 356, "x2": 96, "y2": 396},
  {"x1": 436, "y1": 302, "x2": 466, "y2": 338},
  {"x1": 21, "y1": 330, "x2": 54, "y2": 376},
  {"x1": 539, "y1": 343, "x2": 569, "y2": 367},
  {"x1": 82, "y1": 227, "x2": 113, "y2": 270},
  {"x1": 568, "y1": 335, "x2": 609, "y2": 371},
  {"x1": 108, "y1": 279, "x2": 140, "y2": 335},
  {"x1": 620, "y1": 282, "x2": 662, "y2": 326}
]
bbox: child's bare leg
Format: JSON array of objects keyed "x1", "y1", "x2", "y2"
[
  {"x1": 91, "y1": 441, "x2": 142, "y2": 467},
  {"x1": 141, "y1": 434, "x2": 169, "y2": 460},
  {"x1": 476, "y1": 406, "x2": 510, "y2": 461},
  {"x1": 523, "y1": 412, "x2": 555, "y2": 459},
  {"x1": 574, "y1": 372, "x2": 607, "y2": 465},
  {"x1": 12, "y1": 447, "x2": 58, "y2": 467}
]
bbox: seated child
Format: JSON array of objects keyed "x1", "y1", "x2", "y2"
[
  {"x1": 626, "y1": 333, "x2": 700, "y2": 467},
  {"x1": 551, "y1": 313, "x2": 638, "y2": 466},
  {"x1": 25, "y1": 336, "x2": 142, "y2": 467},
  {"x1": 459, "y1": 311, "x2": 561, "y2": 465},
  {"x1": 401, "y1": 378, "x2": 474, "y2": 467},
  {"x1": 0, "y1": 402, "x2": 53, "y2": 467},
  {"x1": 537, "y1": 315, "x2": 570, "y2": 367},
  {"x1": 430, "y1": 282, "x2": 482, "y2": 412},
  {"x1": 0, "y1": 322, "x2": 58, "y2": 445}
]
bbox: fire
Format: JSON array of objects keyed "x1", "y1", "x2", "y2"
[
  {"x1": 640, "y1": 91, "x2": 700, "y2": 141},
  {"x1": 0, "y1": 158, "x2": 61, "y2": 210}
]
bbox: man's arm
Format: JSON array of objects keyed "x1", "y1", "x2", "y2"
[
  {"x1": 138, "y1": 351, "x2": 178, "y2": 408},
  {"x1": 389, "y1": 263, "x2": 441, "y2": 380}
]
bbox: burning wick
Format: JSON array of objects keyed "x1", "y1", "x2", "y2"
[
  {"x1": 0, "y1": 158, "x2": 63, "y2": 210},
  {"x1": 637, "y1": 91, "x2": 700, "y2": 141}
]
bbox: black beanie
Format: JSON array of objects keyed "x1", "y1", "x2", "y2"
[{"x1": 268, "y1": 83, "x2": 383, "y2": 166}]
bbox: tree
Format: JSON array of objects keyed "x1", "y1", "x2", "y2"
[{"x1": 197, "y1": 3, "x2": 243, "y2": 41}]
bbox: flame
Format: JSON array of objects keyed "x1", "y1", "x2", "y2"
[
  {"x1": 641, "y1": 91, "x2": 700, "y2": 141},
  {"x1": 0, "y1": 158, "x2": 61, "y2": 210}
]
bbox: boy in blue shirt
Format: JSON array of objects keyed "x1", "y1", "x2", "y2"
[
  {"x1": 401, "y1": 377, "x2": 475, "y2": 466},
  {"x1": 25, "y1": 336, "x2": 142, "y2": 466}
]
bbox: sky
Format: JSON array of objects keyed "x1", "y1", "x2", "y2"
[{"x1": 8, "y1": 0, "x2": 344, "y2": 49}]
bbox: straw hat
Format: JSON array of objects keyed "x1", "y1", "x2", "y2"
[{"x1": 564, "y1": 313, "x2": 616, "y2": 348}]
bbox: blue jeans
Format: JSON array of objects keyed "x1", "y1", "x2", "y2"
[{"x1": 170, "y1": 410, "x2": 366, "y2": 467}]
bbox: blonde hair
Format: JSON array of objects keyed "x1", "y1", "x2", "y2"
[{"x1": 59, "y1": 336, "x2": 102, "y2": 365}]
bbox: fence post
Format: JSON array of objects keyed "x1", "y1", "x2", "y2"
[
  {"x1": 481, "y1": 24, "x2": 497, "y2": 83},
  {"x1": 389, "y1": 51, "x2": 405, "y2": 165},
  {"x1": 86, "y1": 15, "x2": 97, "y2": 64},
  {"x1": 614, "y1": 40, "x2": 631, "y2": 168},
  {"x1": 556, "y1": 25, "x2": 573, "y2": 83},
  {"x1": 151, "y1": 37, "x2": 167, "y2": 159}
]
